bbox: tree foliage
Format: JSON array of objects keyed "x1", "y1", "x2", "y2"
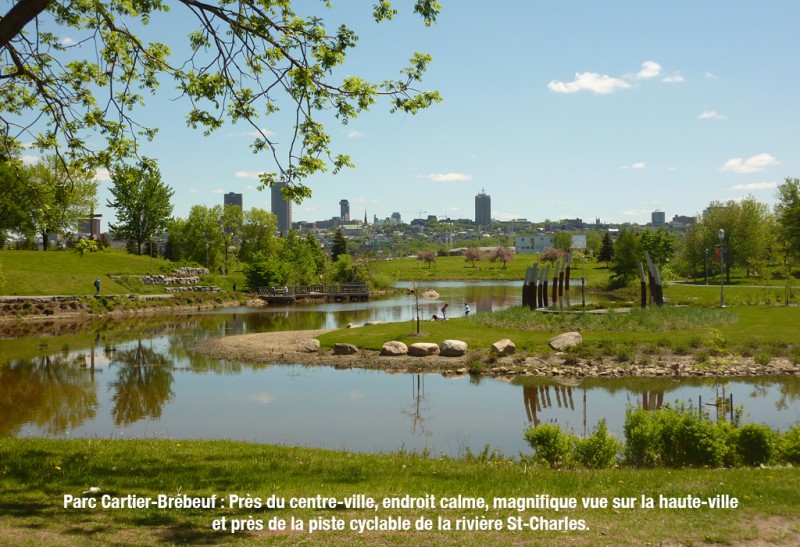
[
  {"x1": 775, "y1": 177, "x2": 800, "y2": 258},
  {"x1": 553, "y1": 231, "x2": 572, "y2": 252},
  {"x1": 107, "y1": 158, "x2": 173, "y2": 254},
  {"x1": 417, "y1": 249, "x2": 436, "y2": 268},
  {"x1": 239, "y1": 207, "x2": 277, "y2": 263},
  {"x1": 0, "y1": 1, "x2": 441, "y2": 201},
  {"x1": 599, "y1": 232, "x2": 614, "y2": 266},
  {"x1": 609, "y1": 229, "x2": 642, "y2": 288},
  {"x1": 330, "y1": 227, "x2": 348, "y2": 262},
  {"x1": 463, "y1": 246, "x2": 481, "y2": 267},
  {"x1": 490, "y1": 246, "x2": 513, "y2": 269}
]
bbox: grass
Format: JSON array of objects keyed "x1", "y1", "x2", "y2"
[
  {"x1": 0, "y1": 250, "x2": 246, "y2": 296},
  {"x1": 0, "y1": 438, "x2": 798, "y2": 545}
]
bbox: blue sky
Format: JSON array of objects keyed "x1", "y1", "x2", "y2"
[{"x1": 24, "y1": 1, "x2": 800, "y2": 227}]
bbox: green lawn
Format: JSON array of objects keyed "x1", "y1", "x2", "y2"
[
  {"x1": 0, "y1": 438, "x2": 797, "y2": 545},
  {"x1": 0, "y1": 250, "x2": 246, "y2": 296}
]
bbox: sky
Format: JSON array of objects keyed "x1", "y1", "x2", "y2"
[{"x1": 21, "y1": 1, "x2": 800, "y2": 227}]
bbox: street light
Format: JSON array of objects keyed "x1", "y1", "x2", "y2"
[
  {"x1": 704, "y1": 248, "x2": 709, "y2": 285},
  {"x1": 718, "y1": 229, "x2": 725, "y2": 308}
]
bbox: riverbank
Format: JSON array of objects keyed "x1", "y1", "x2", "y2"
[{"x1": 194, "y1": 328, "x2": 800, "y2": 379}]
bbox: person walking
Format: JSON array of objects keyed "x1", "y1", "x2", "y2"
[
  {"x1": 94, "y1": 277, "x2": 101, "y2": 295},
  {"x1": 464, "y1": 302, "x2": 470, "y2": 316},
  {"x1": 440, "y1": 302, "x2": 448, "y2": 320}
]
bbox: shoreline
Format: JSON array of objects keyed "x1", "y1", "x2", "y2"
[{"x1": 194, "y1": 329, "x2": 800, "y2": 379}]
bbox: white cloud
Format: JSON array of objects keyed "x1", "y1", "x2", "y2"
[
  {"x1": 226, "y1": 129, "x2": 274, "y2": 138},
  {"x1": 235, "y1": 170, "x2": 263, "y2": 179},
  {"x1": 347, "y1": 130, "x2": 364, "y2": 138},
  {"x1": 697, "y1": 110, "x2": 726, "y2": 120},
  {"x1": 705, "y1": 72, "x2": 719, "y2": 80},
  {"x1": 548, "y1": 72, "x2": 631, "y2": 94},
  {"x1": 622, "y1": 209, "x2": 650, "y2": 217},
  {"x1": 212, "y1": 188, "x2": 224, "y2": 194},
  {"x1": 420, "y1": 172, "x2": 472, "y2": 182},
  {"x1": 619, "y1": 162, "x2": 647, "y2": 170},
  {"x1": 662, "y1": 74, "x2": 685, "y2": 83},
  {"x1": 93, "y1": 167, "x2": 111, "y2": 181},
  {"x1": 730, "y1": 181, "x2": 777, "y2": 191},
  {"x1": 20, "y1": 154, "x2": 39, "y2": 165},
  {"x1": 720, "y1": 153, "x2": 778, "y2": 174},
  {"x1": 60, "y1": 37, "x2": 77, "y2": 46},
  {"x1": 636, "y1": 61, "x2": 662, "y2": 80}
]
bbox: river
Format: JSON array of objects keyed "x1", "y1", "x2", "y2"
[{"x1": 1, "y1": 282, "x2": 798, "y2": 457}]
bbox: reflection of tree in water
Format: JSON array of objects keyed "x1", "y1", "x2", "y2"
[
  {"x1": 109, "y1": 340, "x2": 174, "y2": 426},
  {"x1": 401, "y1": 374, "x2": 432, "y2": 437},
  {"x1": 0, "y1": 354, "x2": 97, "y2": 435}
]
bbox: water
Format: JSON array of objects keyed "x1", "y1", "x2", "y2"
[{"x1": 2, "y1": 284, "x2": 799, "y2": 457}]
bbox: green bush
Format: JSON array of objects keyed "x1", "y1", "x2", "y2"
[
  {"x1": 575, "y1": 420, "x2": 621, "y2": 469},
  {"x1": 736, "y1": 424, "x2": 775, "y2": 466},
  {"x1": 523, "y1": 424, "x2": 577, "y2": 469},
  {"x1": 777, "y1": 426, "x2": 800, "y2": 465}
]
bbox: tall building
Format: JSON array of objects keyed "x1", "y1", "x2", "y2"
[
  {"x1": 271, "y1": 182, "x2": 292, "y2": 234},
  {"x1": 339, "y1": 199, "x2": 350, "y2": 221},
  {"x1": 475, "y1": 189, "x2": 491, "y2": 227},
  {"x1": 651, "y1": 210, "x2": 666, "y2": 227},
  {"x1": 224, "y1": 192, "x2": 243, "y2": 210}
]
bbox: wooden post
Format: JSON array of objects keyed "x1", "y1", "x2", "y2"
[
  {"x1": 564, "y1": 251, "x2": 572, "y2": 292},
  {"x1": 638, "y1": 262, "x2": 647, "y2": 308}
]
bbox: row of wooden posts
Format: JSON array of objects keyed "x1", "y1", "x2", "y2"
[
  {"x1": 522, "y1": 251, "x2": 574, "y2": 309},
  {"x1": 522, "y1": 251, "x2": 665, "y2": 310}
]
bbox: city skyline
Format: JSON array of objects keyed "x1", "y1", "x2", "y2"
[{"x1": 19, "y1": 2, "x2": 800, "y2": 229}]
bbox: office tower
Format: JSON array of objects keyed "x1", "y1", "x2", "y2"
[
  {"x1": 475, "y1": 189, "x2": 491, "y2": 227},
  {"x1": 271, "y1": 182, "x2": 292, "y2": 234},
  {"x1": 224, "y1": 192, "x2": 243, "y2": 210},
  {"x1": 339, "y1": 199, "x2": 350, "y2": 221},
  {"x1": 651, "y1": 210, "x2": 666, "y2": 227}
]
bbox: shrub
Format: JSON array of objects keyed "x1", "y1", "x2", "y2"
[
  {"x1": 575, "y1": 420, "x2": 621, "y2": 469},
  {"x1": 736, "y1": 424, "x2": 775, "y2": 466},
  {"x1": 523, "y1": 424, "x2": 577, "y2": 469},
  {"x1": 778, "y1": 426, "x2": 800, "y2": 465}
]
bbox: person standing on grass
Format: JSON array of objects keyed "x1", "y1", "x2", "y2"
[
  {"x1": 94, "y1": 277, "x2": 101, "y2": 295},
  {"x1": 441, "y1": 302, "x2": 448, "y2": 320},
  {"x1": 464, "y1": 302, "x2": 470, "y2": 316}
]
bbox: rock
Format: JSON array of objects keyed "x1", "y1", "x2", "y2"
[
  {"x1": 549, "y1": 332, "x2": 583, "y2": 351},
  {"x1": 298, "y1": 339, "x2": 320, "y2": 353},
  {"x1": 408, "y1": 342, "x2": 440, "y2": 357},
  {"x1": 333, "y1": 343, "x2": 358, "y2": 355},
  {"x1": 491, "y1": 338, "x2": 516, "y2": 356},
  {"x1": 441, "y1": 339, "x2": 467, "y2": 357},
  {"x1": 381, "y1": 341, "x2": 408, "y2": 356}
]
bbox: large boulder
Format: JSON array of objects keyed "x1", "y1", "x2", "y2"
[
  {"x1": 381, "y1": 341, "x2": 408, "y2": 356},
  {"x1": 491, "y1": 339, "x2": 516, "y2": 356},
  {"x1": 298, "y1": 339, "x2": 320, "y2": 353},
  {"x1": 441, "y1": 339, "x2": 468, "y2": 357},
  {"x1": 549, "y1": 332, "x2": 583, "y2": 351},
  {"x1": 408, "y1": 342, "x2": 440, "y2": 357},
  {"x1": 333, "y1": 343, "x2": 358, "y2": 355}
]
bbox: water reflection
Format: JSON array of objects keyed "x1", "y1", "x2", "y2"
[{"x1": 1, "y1": 284, "x2": 799, "y2": 456}]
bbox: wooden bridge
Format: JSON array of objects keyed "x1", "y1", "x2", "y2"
[{"x1": 257, "y1": 283, "x2": 370, "y2": 304}]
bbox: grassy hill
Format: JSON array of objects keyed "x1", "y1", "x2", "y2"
[{"x1": 0, "y1": 250, "x2": 175, "y2": 296}]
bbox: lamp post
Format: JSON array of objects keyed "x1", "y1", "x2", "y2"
[
  {"x1": 718, "y1": 229, "x2": 725, "y2": 308},
  {"x1": 704, "y1": 248, "x2": 709, "y2": 285}
]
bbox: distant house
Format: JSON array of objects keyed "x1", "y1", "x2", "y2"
[{"x1": 514, "y1": 233, "x2": 587, "y2": 254}]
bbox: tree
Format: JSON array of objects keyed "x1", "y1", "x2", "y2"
[
  {"x1": 775, "y1": 178, "x2": 800, "y2": 258},
  {"x1": 609, "y1": 229, "x2": 641, "y2": 288},
  {"x1": 180, "y1": 204, "x2": 223, "y2": 267},
  {"x1": 331, "y1": 228, "x2": 349, "y2": 262},
  {"x1": 0, "y1": 1, "x2": 441, "y2": 201},
  {"x1": 239, "y1": 208, "x2": 277, "y2": 263},
  {"x1": 464, "y1": 247, "x2": 482, "y2": 268},
  {"x1": 417, "y1": 250, "x2": 436, "y2": 268},
  {"x1": 540, "y1": 247, "x2": 564, "y2": 263},
  {"x1": 639, "y1": 229, "x2": 676, "y2": 268},
  {"x1": 490, "y1": 246, "x2": 514, "y2": 269},
  {"x1": 220, "y1": 204, "x2": 243, "y2": 275},
  {"x1": 24, "y1": 156, "x2": 97, "y2": 249},
  {"x1": 599, "y1": 232, "x2": 614, "y2": 267},
  {"x1": 553, "y1": 231, "x2": 573, "y2": 252},
  {"x1": 585, "y1": 231, "x2": 602, "y2": 256},
  {"x1": 107, "y1": 159, "x2": 173, "y2": 254}
]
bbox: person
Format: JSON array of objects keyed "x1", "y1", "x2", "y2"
[
  {"x1": 232, "y1": 282, "x2": 237, "y2": 292},
  {"x1": 440, "y1": 302, "x2": 448, "y2": 320},
  {"x1": 431, "y1": 314, "x2": 440, "y2": 321},
  {"x1": 464, "y1": 302, "x2": 470, "y2": 316},
  {"x1": 94, "y1": 277, "x2": 100, "y2": 295}
]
